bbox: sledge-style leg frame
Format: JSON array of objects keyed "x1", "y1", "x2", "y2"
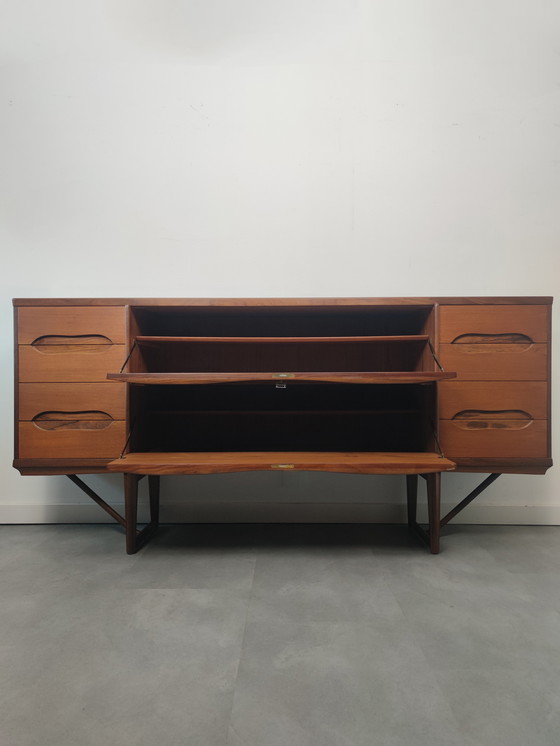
[
  {"x1": 69, "y1": 472, "x2": 501, "y2": 554},
  {"x1": 407, "y1": 472, "x2": 501, "y2": 554},
  {"x1": 67, "y1": 473, "x2": 160, "y2": 554}
]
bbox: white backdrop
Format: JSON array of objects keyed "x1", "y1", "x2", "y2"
[{"x1": 1, "y1": 0, "x2": 558, "y2": 524}]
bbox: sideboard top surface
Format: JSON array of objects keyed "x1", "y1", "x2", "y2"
[{"x1": 12, "y1": 297, "x2": 553, "y2": 307}]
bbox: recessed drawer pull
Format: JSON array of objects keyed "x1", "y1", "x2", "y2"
[
  {"x1": 452, "y1": 333, "x2": 532, "y2": 345},
  {"x1": 33, "y1": 411, "x2": 114, "y2": 431},
  {"x1": 31, "y1": 339, "x2": 114, "y2": 354},
  {"x1": 32, "y1": 334, "x2": 113, "y2": 346},
  {"x1": 451, "y1": 409, "x2": 533, "y2": 431}
]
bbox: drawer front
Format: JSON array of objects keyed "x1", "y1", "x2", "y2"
[
  {"x1": 439, "y1": 381, "x2": 548, "y2": 420},
  {"x1": 439, "y1": 305, "x2": 549, "y2": 344},
  {"x1": 18, "y1": 383, "x2": 126, "y2": 421},
  {"x1": 19, "y1": 345, "x2": 126, "y2": 383},
  {"x1": 439, "y1": 344, "x2": 547, "y2": 381},
  {"x1": 439, "y1": 420, "x2": 548, "y2": 458},
  {"x1": 18, "y1": 306, "x2": 126, "y2": 345},
  {"x1": 18, "y1": 422, "x2": 126, "y2": 459}
]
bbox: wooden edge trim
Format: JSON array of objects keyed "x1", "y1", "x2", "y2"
[
  {"x1": 12, "y1": 297, "x2": 554, "y2": 307},
  {"x1": 448, "y1": 457, "x2": 552, "y2": 467}
]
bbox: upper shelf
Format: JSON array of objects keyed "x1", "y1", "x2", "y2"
[
  {"x1": 107, "y1": 371, "x2": 456, "y2": 384},
  {"x1": 110, "y1": 334, "x2": 454, "y2": 383},
  {"x1": 134, "y1": 335, "x2": 430, "y2": 343}
]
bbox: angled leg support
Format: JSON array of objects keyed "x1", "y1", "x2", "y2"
[
  {"x1": 66, "y1": 473, "x2": 160, "y2": 554},
  {"x1": 67, "y1": 474, "x2": 127, "y2": 528},
  {"x1": 407, "y1": 472, "x2": 502, "y2": 554},
  {"x1": 440, "y1": 473, "x2": 501, "y2": 528}
]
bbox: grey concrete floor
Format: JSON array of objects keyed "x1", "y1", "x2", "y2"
[{"x1": 1, "y1": 523, "x2": 560, "y2": 746}]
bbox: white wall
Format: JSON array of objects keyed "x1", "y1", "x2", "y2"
[{"x1": 1, "y1": 0, "x2": 559, "y2": 524}]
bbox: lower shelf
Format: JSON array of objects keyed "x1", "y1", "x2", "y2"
[{"x1": 107, "y1": 452, "x2": 456, "y2": 475}]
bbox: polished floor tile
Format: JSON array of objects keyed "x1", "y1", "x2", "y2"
[{"x1": 1, "y1": 523, "x2": 560, "y2": 746}]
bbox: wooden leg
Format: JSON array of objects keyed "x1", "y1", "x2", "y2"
[
  {"x1": 123, "y1": 473, "x2": 160, "y2": 554},
  {"x1": 124, "y1": 474, "x2": 140, "y2": 554},
  {"x1": 406, "y1": 475, "x2": 418, "y2": 526},
  {"x1": 148, "y1": 475, "x2": 160, "y2": 524},
  {"x1": 426, "y1": 473, "x2": 441, "y2": 555}
]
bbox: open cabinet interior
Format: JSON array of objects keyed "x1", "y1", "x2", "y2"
[
  {"x1": 117, "y1": 303, "x2": 444, "y2": 462},
  {"x1": 127, "y1": 383, "x2": 437, "y2": 454},
  {"x1": 108, "y1": 304, "x2": 451, "y2": 384},
  {"x1": 126, "y1": 336, "x2": 435, "y2": 374},
  {"x1": 130, "y1": 304, "x2": 435, "y2": 337}
]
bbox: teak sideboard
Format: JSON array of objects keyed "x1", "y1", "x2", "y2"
[{"x1": 13, "y1": 297, "x2": 553, "y2": 554}]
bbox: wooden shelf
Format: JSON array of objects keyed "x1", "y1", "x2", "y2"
[
  {"x1": 108, "y1": 371, "x2": 456, "y2": 384},
  {"x1": 107, "y1": 451, "x2": 456, "y2": 475},
  {"x1": 146, "y1": 409, "x2": 421, "y2": 415},
  {"x1": 115, "y1": 334, "x2": 450, "y2": 381},
  {"x1": 135, "y1": 335, "x2": 430, "y2": 343}
]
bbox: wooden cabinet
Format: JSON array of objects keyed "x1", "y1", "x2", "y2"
[
  {"x1": 12, "y1": 298, "x2": 552, "y2": 553},
  {"x1": 437, "y1": 304, "x2": 551, "y2": 467},
  {"x1": 15, "y1": 305, "x2": 127, "y2": 466}
]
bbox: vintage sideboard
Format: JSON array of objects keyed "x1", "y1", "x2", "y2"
[{"x1": 13, "y1": 297, "x2": 553, "y2": 553}]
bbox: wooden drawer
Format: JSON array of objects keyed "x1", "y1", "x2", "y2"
[
  {"x1": 18, "y1": 345, "x2": 126, "y2": 383},
  {"x1": 18, "y1": 421, "x2": 126, "y2": 459},
  {"x1": 439, "y1": 420, "x2": 548, "y2": 458},
  {"x1": 439, "y1": 343, "x2": 547, "y2": 381},
  {"x1": 439, "y1": 381, "x2": 548, "y2": 420},
  {"x1": 17, "y1": 306, "x2": 126, "y2": 345},
  {"x1": 439, "y1": 305, "x2": 549, "y2": 344},
  {"x1": 18, "y1": 383, "x2": 126, "y2": 421}
]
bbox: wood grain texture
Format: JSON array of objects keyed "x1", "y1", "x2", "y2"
[
  {"x1": 439, "y1": 305, "x2": 549, "y2": 343},
  {"x1": 439, "y1": 420, "x2": 547, "y2": 458},
  {"x1": 32, "y1": 335, "x2": 113, "y2": 346},
  {"x1": 449, "y1": 458, "x2": 552, "y2": 474},
  {"x1": 12, "y1": 297, "x2": 553, "y2": 484},
  {"x1": 106, "y1": 451, "x2": 456, "y2": 475},
  {"x1": 129, "y1": 337, "x2": 435, "y2": 375},
  {"x1": 18, "y1": 383, "x2": 126, "y2": 421},
  {"x1": 438, "y1": 381, "x2": 548, "y2": 420},
  {"x1": 19, "y1": 345, "x2": 126, "y2": 383},
  {"x1": 18, "y1": 306, "x2": 126, "y2": 344},
  {"x1": 18, "y1": 421, "x2": 126, "y2": 459},
  {"x1": 32, "y1": 413, "x2": 114, "y2": 430},
  {"x1": 13, "y1": 297, "x2": 553, "y2": 307},
  {"x1": 107, "y1": 371, "x2": 457, "y2": 385},
  {"x1": 135, "y1": 335, "x2": 430, "y2": 343},
  {"x1": 438, "y1": 344, "x2": 547, "y2": 381}
]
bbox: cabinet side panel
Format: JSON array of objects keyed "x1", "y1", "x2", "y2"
[{"x1": 13, "y1": 307, "x2": 19, "y2": 459}]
